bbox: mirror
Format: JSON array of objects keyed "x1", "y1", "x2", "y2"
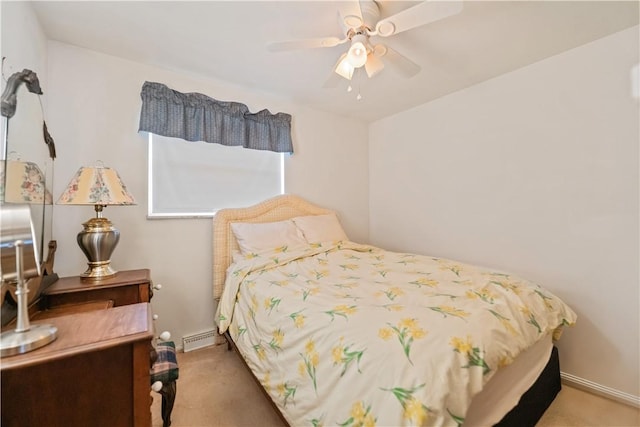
[{"x1": 1, "y1": 67, "x2": 58, "y2": 325}]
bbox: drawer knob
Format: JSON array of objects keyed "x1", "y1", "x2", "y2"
[
  {"x1": 151, "y1": 381, "x2": 163, "y2": 392},
  {"x1": 159, "y1": 331, "x2": 171, "y2": 341},
  {"x1": 153, "y1": 314, "x2": 159, "y2": 320},
  {"x1": 153, "y1": 283, "x2": 162, "y2": 290}
]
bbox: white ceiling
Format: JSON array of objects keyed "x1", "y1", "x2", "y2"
[{"x1": 30, "y1": 1, "x2": 639, "y2": 122}]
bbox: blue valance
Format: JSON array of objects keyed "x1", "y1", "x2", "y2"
[{"x1": 138, "y1": 81, "x2": 293, "y2": 153}]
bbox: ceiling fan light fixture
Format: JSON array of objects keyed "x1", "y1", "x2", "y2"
[
  {"x1": 365, "y1": 51, "x2": 384, "y2": 78},
  {"x1": 373, "y1": 44, "x2": 388, "y2": 57},
  {"x1": 335, "y1": 55, "x2": 355, "y2": 80},
  {"x1": 346, "y1": 34, "x2": 369, "y2": 68}
]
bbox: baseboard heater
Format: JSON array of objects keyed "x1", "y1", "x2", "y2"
[{"x1": 182, "y1": 329, "x2": 217, "y2": 352}]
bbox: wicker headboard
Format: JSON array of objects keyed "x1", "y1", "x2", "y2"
[{"x1": 212, "y1": 194, "x2": 333, "y2": 301}]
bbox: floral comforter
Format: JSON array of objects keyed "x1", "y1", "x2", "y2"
[{"x1": 216, "y1": 241, "x2": 576, "y2": 427}]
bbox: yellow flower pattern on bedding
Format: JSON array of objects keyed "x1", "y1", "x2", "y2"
[
  {"x1": 332, "y1": 337, "x2": 365, "y2": 377},
  {"x1": 410, "y1": 277, "x2": 439, "y2": 288},
  {"x1": 450, "y1": 335, "x2": 490, "y2": 375},
  {"x1": 325, "y1": 304, "x2": 357, "y2": 321},
  {"x1": 379, "y1": 318, "x2": 427, "y2": 364},
  {"x1": 216, "y1": 241, "x2": 577, "y2": 426},
  {"x1": 289, "y1": 310, "x2": 305, "y2": 328},
  {"x1": 428, "y1": 305, "x2": 469, "y2": 320},
  {"x1": 339, "y1": 401, "x2": 376, "y2": 427},
  {"x1": 299, "y1": 339, "x2": 320, "y2": 392},
  {"x1": 382, "y1": 384, "x2": 432, "y2": 425},
  {"x1": 269, "y1": 328, "x2": 284, "y2": 352}
]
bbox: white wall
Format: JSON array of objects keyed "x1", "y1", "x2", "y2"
[
  {"x1": 45, "y1": 41, "x2": 369, "y2": 347},
  {"x1": 370, "y1": 26, "x2": 639, "y2": 399},
  {"x1": 0, "y1": 1, "x2": 48, "y2": 153}
]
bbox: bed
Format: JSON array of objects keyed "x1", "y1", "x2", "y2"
[{"x1": 213, "y1": 195, "x2": 577, "y2": 427}]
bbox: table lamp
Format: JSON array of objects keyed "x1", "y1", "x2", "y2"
[{"x1": 57, "y1": 161, "x2": 136, "y2": 280}]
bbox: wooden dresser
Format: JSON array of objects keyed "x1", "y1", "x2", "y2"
[{"x1": 0, "y1": 303, "x2": 154, "y2": 427}]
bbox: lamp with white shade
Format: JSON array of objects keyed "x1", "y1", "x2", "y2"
[{"x1": 57, "y1": 161, "x2": 136, "y2": 280}]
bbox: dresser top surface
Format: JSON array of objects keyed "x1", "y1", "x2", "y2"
[
  {"x1": 1, "y1": 303, "x2": 153, "y2": 370},
  {"x1": 44, "y1": 269, "x2": 151, "y2": 295}
]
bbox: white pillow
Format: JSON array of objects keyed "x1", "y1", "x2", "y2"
[
  {"x1": 292, "y1": 213, "x2": 348, "y2": 243},
  {"x1": 230, "y1": 219, "x2": 307, "y2": 254}
]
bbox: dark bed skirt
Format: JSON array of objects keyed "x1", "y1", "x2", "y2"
[
  {"x1": 494, "y1": 346, "x2": 561, "y2": 427},
  {"x1": 223, "y1": 331, "x2": 561, "y2": 427}
]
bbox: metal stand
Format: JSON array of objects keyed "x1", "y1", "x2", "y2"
[{"x1": 0, "y1": 240, "x2": 57, "y2": 357}]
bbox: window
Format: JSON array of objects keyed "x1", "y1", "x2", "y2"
[{"x1": 148, "y1": 134, "x2": 285, "y2": 218}]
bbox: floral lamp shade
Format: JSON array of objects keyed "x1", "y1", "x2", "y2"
[
  {"x1": 0, "y1": 160, "x2": 53, "y2": 204},
  {"x1": 57, "y1": 163, "x2": 136, "y2": 206}
]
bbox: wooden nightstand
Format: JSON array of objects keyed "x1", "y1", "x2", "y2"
[
  {"x1": 1, "y1": 303, "x2": 154, "y2": 427},
  {"x1": 41, "y1": 268, "x2": 153, "y2": 310}
]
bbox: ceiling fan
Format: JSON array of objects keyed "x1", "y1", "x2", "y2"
[{"x1": 268, "y1": 0, "x2": 463, "y2": 91}]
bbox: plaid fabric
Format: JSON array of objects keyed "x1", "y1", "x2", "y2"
[{"x1": 150, "y1": 341, "x2": 179, "y2": 384}]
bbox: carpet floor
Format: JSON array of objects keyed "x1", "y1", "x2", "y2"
[{"x1": 151, "y1": 344, "x2": 639, "y2": 427}]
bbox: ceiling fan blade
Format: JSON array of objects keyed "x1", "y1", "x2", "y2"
[
  {"x1": 338, "y1": 1, "x2": 364, "y2": 30},
  {"x1": 358, "y1": 0, "x2": 381, "y2": 29},
  {"x1": 364, "y1": 50, "x2": 384, "y2": 78},
  {"x1": 375, "y1": 0, "x2": 463, "y2": 37},
  {"x1": 337, "y1": 10, "x2": 355, "y2": 34},
  {"x1": 267, "y1": 37, "x2": 346, "y2": 52},
  {"x1": 379, "y1": 45, "x2": 421, "y2": 78}
]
